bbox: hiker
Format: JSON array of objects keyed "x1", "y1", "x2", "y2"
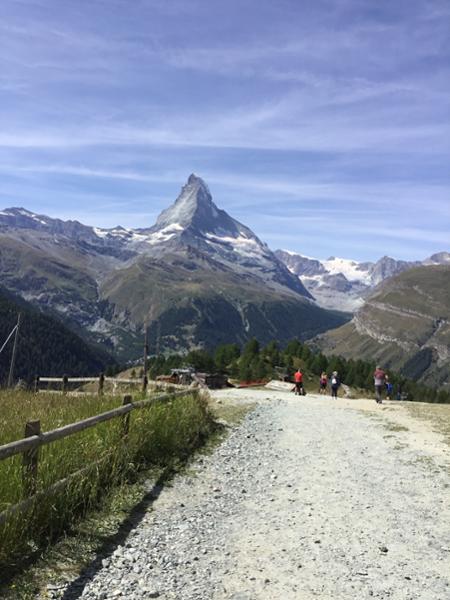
[
  {"x1": 319, "y1": 372, "x2": 328, "y2": 394},
  {"x1": 373, "y1": 365, "x2": 386, "y2": 404},
  {"x1": 386, "y1": 377, "x2": 393, "y2": 400},
  {"x1": 330, "y1": 371, "x2": 340, "y2": 398},
  {"x1": 294, "y1": 368, "x2": 304, "y2": 396}
]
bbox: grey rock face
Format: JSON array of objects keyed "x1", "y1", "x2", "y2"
[
  {"x1": 425, "y1": 251, "x2": 450, "y2": 265},
  {"x1": 275, "y1": 250, "x2": 327, "y2": 277},
  {"x1": 368, "y1": 255, "x2": 418, "y2": 286}
]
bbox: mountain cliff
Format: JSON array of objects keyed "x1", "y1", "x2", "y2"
[{"x1": 313, "y1": 265, "x2": 450, "y2": 387}]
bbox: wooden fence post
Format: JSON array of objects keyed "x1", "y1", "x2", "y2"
[
  {"x1": 34, "y1": 376, "x2": 40, "y2": 394},
  {"x1": 22, "y1": 420, "x2": 40, "y2": 497},
  {"x1": 98, "y1": 373, "x2": 105, "y2": 396},
  {"x1": 121, "y1": 395, "x2": 132, "y2": 437},
  {"x1": 142, "y1": 375, "x2": 148, "y2": 394},
  {"x1": 62, "y1": 374, "x2": 68, "y2": 394}
]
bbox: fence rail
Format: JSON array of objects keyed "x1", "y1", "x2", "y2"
[
  {"x1": 0, "y1": 389, "x2": 189, "y2": 525},
  {"x1": 35, "y1": 373, "x2": 148, "y2": 394}
]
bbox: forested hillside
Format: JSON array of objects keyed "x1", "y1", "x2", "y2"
[{"x1": 0, "y1": 288, "x2": 113, "y2": 384}]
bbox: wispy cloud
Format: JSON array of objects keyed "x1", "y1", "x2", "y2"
[{"x1": 0, "y1": 0, "x2": 448, "y2": 260}]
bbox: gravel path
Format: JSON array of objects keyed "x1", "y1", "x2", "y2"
[{"x1": 44, "y1": 391, "x2": 450, "y2": 600}]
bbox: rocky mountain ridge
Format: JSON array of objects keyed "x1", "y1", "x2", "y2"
[
  {"x1": 275, "y1": 249, "x2": 450, "y2": 312},
  {"x1": 0, "y1": 175, "x2": 344, "y2": 359}
]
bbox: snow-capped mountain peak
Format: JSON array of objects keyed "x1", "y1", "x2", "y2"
[
  {"x1": 275, "y1": 248, "x2": 449, "y2": 313},
  {"x1": 0, "y1": 206, "x2": 50, "y2": 226},
  {"x1": 151, "y1": 173, "x2": 223, "y2": 233},
  {"x1": 425, "y1": 251, "x2": 450, "y2": 265},
  {"x1": 321, "y1": 256, "x2": 372, "y2": 284},
  {"x1": 132, "y1": 175, "x2": 311, "y2": 297},
  {"x1": 139, "y1": 174, "x2": 269, "y2": 256}
]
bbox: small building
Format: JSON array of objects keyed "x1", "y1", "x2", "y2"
[
  {"x1": 156, "y1": 368, "x2": 228, "y2": 389},
  {"x1": 194, "y1": 372, "x2": 228, "y2": 389}
]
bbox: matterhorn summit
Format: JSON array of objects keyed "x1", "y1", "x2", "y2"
[
  {"x1": 152, "y1": 173, "x2": 221, "y2": 232},
  {"x1": 134, "y1": 174, "x2": 311, "y2": 297},
  {"x1": 146, "y1": 173, "x2": 261, "y2": 242}
]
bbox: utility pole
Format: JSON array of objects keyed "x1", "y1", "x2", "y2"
[
  {"x1": 156, "y1": 320, "x2": 161, "y2": 357},
  {"x1": 8, "y1": 312, "x2": 21, "y2": 388},
  {"x1": 142, "y1": 320, "x2": 148, "y2": 393}
]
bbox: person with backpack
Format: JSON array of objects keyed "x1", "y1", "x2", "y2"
[
  {"x1": 319, "y1": 372, "x2": 328, "y2": 394},
  {"x1": 373, "y1": 366, "x2": 386, "y2": 404},
  {"x1": 294, "y1": 368, "x2": 304, "y2": 396},
  {"x1": 330, "y1": 371, "x2": 340, "y2": 398}
]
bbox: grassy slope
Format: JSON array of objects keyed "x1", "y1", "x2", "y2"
[{"x1": 315, "y1": 265, "x2": 450, "y2": 387}]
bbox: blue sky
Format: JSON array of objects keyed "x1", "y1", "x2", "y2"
[{"x1": 1, "y1": 0, "x2": 449, "y2": 261}]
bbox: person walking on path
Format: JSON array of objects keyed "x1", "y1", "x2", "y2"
[
  {"x1": 294, "y1": 368, "x2": 304, "y2": 396},
  {"x1": 374, "y1": 366, "x2": 386, "y2": 404},
  {"x1": 330, "y1": 371, "x2": 340, "y2": 398},
  {"x1": 319, "y1": 372, "x2": 328, "y2": 394},
  {"x1": 386, "y1": 377, "x2": 393, "y2": 400}
]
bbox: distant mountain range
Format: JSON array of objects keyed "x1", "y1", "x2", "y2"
[
  {"x1": 312, "y1": 265, "x2": 450, "y2": 387},
  {"x1": 0, "y1": 175, "x2": 347, "y2": 360},
  {"x1": 275, "y1": 249, "x2": 450, "y2": 312},
  {"x1": 1, "y1": 173, "x2": 448, "y2": 386}
]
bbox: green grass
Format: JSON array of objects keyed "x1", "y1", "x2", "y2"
[{"x1": 0, "y1": 389, "x2": 214, "y2": 572}]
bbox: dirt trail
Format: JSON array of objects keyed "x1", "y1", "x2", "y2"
[
  {"x1": 44, "y1": 390, "x2": 450, "y2": 600},
  {"x1": 210, "y1": 391, "x2": 450, "y2": 599}
]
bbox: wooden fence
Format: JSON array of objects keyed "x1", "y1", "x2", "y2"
[
  {"x1": 0, "y1": 389, "x2": 188, "y2": 526},
  {"x1": 35, "y1": 373, "x2": 148, "y2": 395}
]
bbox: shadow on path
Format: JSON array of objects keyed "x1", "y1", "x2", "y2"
[{"x1": 60, "y1": 469, "x2": 169, "y2": 600}]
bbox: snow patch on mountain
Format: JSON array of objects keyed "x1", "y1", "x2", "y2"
[
  {"x1": 204, "y1": 232, "x2": 268, "y2": 259},
  {"x1": 322, "y1": 257, "x2": 372, "y2": 284},
  {"x1": 275, "y1": 250, "x2": 375, "y2": 312},
  {"x1": 145, "y1": 223, "x2": 184, "y2": 245}
]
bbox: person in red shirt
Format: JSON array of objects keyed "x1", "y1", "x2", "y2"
[
  {"x1": 373, "y1": 366, "x2": 386, "y2": 404},
  {"x1": 294, "y1": 369, "x2": 304, "y2": 395}
]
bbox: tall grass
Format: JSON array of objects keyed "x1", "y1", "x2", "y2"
[{"x1": 0, "y1": 390, "x2": 214, "y2": 570}]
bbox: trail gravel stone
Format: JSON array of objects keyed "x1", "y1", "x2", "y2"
[{"x1": 41, "y1": 391, "x2": 450, "y2": 600}]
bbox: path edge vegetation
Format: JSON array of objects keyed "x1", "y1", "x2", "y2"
[{"x1": 0, "y1": 388, "x2": 218, "y2": 592}]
